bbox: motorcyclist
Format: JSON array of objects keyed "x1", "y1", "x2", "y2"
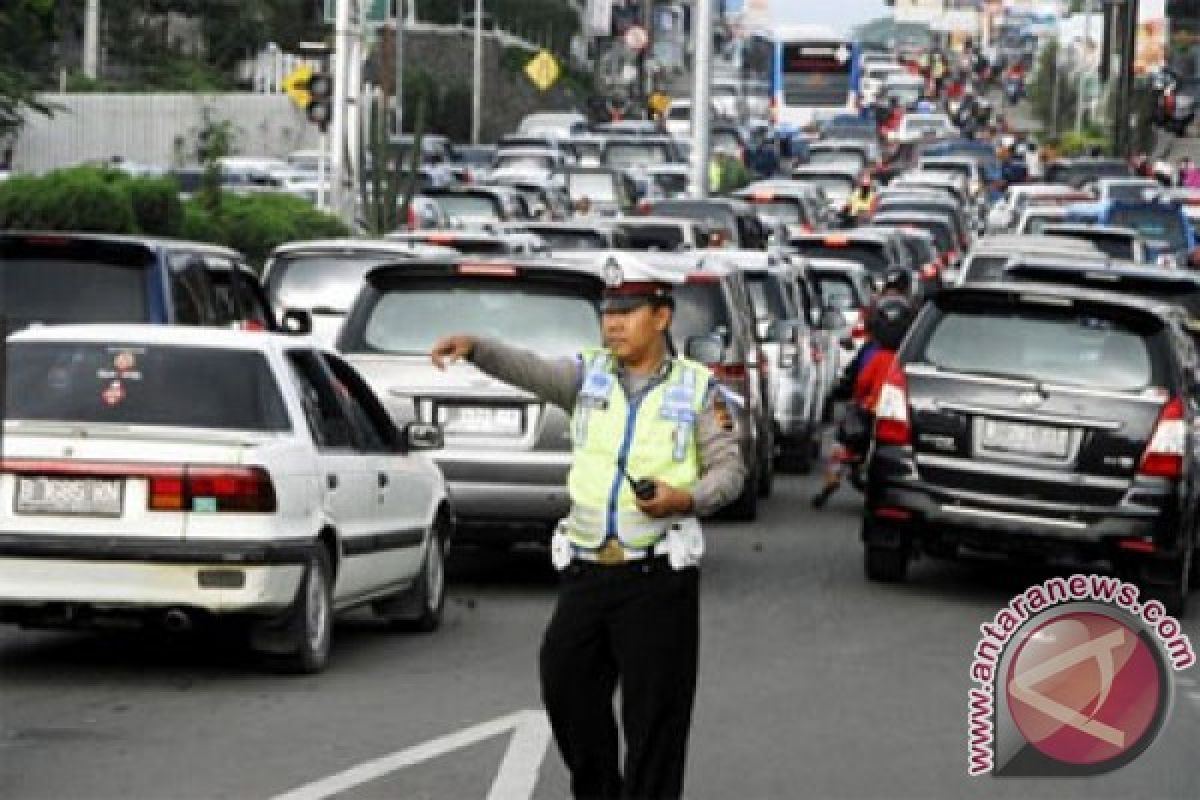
[
  {"x1": 845, "y1": 175, "x2": 879, "y2": 224},
  {"x1": 812, "y1": 295, "x2": 916, "y2": 508}
]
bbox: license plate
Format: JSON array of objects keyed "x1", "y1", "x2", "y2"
[
  {"x1": 437, "y1": 405, "x2": 524, "y2": 436},
  {"x1": 15, "y1": 477, "x2": 124, "y2": 516},
  {"x1": 980, "y1": 419, "x2": 1070, "y2": 458}
]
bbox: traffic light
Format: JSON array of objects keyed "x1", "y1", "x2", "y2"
[{"x1": 305, "y1": 71, "x2": 334, "y2": 132}]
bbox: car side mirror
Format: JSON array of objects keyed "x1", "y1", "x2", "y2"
[
  {"x1": 819, "y1": 309, "x2": 847, "y2": 330},
  {"x1": 400, "y1": 422, "x2": 444, "y2": 453},
  {"x1": 281, "y1": 308, "x2": 313, "y2": 335},
  {"x1": 685, "y1": 334, "x2": 724, "y2": 365}
]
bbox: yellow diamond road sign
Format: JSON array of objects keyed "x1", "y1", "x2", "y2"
[
  {"x1": 283, "y1": 63, "x2": 314, "y2": 110},
  {"x1": 524, "y1": 50, "x2": 560, "y2": 92}
]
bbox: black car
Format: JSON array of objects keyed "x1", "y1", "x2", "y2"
[{"x1": 864, "y1": 283, "x2": 1198, "y2": 614}]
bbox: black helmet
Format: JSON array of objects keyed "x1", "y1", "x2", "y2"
[
  {"x1": 882, "y1": 268, "x2": 912, "y2": 295},
  {"x1": 868, "y1": 296, "x2": 915, "y2": 350}
]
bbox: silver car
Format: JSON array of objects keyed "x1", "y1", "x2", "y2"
[
  {"x1": 337, "y1": 257, "x2": 607, "y2": 544},
  {"x1": 262, "y1": 239, "x2": 455, "y2": 346}
]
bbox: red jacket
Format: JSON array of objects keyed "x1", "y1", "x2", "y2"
[{"x1": 854, "y1": 348, "x2": 896, "y2": 412}]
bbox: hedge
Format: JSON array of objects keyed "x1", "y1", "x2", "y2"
[{"x1": 0, "y1": 166, "x2": 348, "y2": 270}]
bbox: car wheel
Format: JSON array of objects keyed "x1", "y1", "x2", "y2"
[
  {"x1": 266, "y1": 546, "x2": 334, "y2": 674},
  {"x1": 376, "y1": 521, "x2": 448, "y2": 633},
  {"x1": 864, "y1": 544, "x2": 909, "y2": 583},
  {"x1": 723, "y1": 468, "x2": 759, "y2": 521},
  {"x1": 1144, "y1": 547, "x2": 1191, "y2": 619},
  {"x1": 757, "y1": 438, "x2": 774, "y2": 498}
]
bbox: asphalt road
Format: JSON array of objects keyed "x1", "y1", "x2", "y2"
[{"x1": 2, "y1": 467, "x2": 1200, "y2": 800}]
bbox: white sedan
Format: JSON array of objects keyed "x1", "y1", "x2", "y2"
[{"x1": 0, "y1": 325, "x2": 451, "y2": 673}]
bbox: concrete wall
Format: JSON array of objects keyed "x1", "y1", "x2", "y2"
[
  {"x1": 14, "y1": 93, "x2": 318, "y2": 174},
  {"x1": 12, "y1": 30, "x2": 584, "y2": 174}
]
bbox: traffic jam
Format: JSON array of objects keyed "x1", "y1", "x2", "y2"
[
  {"x1": 7, "y1": 35, "x2": 1200, "y2": 671},
  {"x1": 3, "y1": 31, "x2": 1200, "y2": 692}
]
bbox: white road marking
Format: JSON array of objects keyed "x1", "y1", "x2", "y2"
[{"x1": 270, "y1": 709, "x2": 552, "y2": 800}]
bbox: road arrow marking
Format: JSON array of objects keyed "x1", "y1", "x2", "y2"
[{"x1": 270, "y1": 709, "x2": 551, "y2": 800}]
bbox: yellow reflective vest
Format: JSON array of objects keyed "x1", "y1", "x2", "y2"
[{"x1": 564, "y1": 349, "x2": 711, "y2": 550}]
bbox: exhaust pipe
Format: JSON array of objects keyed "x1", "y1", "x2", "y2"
[{"x1": 163, "y1": 608, "x2": 192, "y2": 633}]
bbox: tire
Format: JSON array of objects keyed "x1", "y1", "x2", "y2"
[
  {"x1": 375, "y1": 523, "x2": 447, "y2": 633},
  {"x1": 757, "y1": 437, "x2": 775, "y2": 499},
  {"x1": 723, "y1": 468, "x2": 759, "y2": 521},
  {"x1": 1143, "y1": 547, "x2": 1191, "y2": 619},
  {"x1": 864, "y1": 544, "x2": 909, "y2": 583},
  {"x1": 265, "y1": 546, "x2": 334, "y2": 674},
  {"x1": 777, "y1": 434, "x2": 816, "y2": 474}
]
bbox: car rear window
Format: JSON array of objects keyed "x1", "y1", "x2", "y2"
[
  {"x1": 618, "y1": 224, "x2": 688, "y2": 251},
  {"x1": 432, "y1": 194, "x2": 501, "y2": 222},
  {"x1": 648, "y1": 203, "x2": 737, "y2": 240},
  {"x1": 748, "y1": 200, "x2": 805, "y2": 226},
  {"x1": 670, "y1": 283, "x2": 733, "y2": 351},
  {"x1": 744, "y1": 274, "x2": 789, "y2": 321},
  {"x1": 961, "y1": 254, "x2": 1009, "y2": 283},
  {"x1": 5, "y1": 342, "x2": 290, "y2": 431},
  {"x1": 914, "y1": 304, "x2": 1162, "y2": 391},
  {"x1": 347, "y1": 279, "x2": 601, "y2": 359},
  {"x1": 1082, "y1": 235, "x2": 1136, "y2": 261},
  {"x1": 1107, "y1": 208, "x2": 1188, "y2": 252},
  {"x1": 4, "y1": 256, "x2": 150, "y2": 333},
  {"x1": 567, "y1": 172, "x2": 620, "y2": 204},
  {"x1": 532, "y1": 230, "x2": 609, "y2": 250},
  {"x1": 813, "y1": 273, "x2": 864, "y2": 311},
  {"x1": 792, "y1": 243, "x2": 889, "y2": 274},
  {"x1": 603, "y1": 142, "x2": 671, "y2": 168},
  {"x1": 266, "y1": 255, "x2": 392, "y2": 313}
]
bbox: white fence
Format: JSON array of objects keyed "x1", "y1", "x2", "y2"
[{"x1": 13, "y1": 93, "x2": 320, "y2": 175}]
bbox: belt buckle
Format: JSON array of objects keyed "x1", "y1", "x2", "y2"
[{"x1": 595, "y1": 538, "x2": 627, "y2": 565}]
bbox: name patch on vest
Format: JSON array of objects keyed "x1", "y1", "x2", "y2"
[
  {"x1": 660, "y1": 384, "x2": 696, "y2": 423},
  {"x1": 580, "y1": 370, "x2": 614, "y2": 408}
]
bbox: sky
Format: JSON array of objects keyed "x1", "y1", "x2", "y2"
[{"x1": 770, "y1": 0, "x2": 890, "y2": 35}]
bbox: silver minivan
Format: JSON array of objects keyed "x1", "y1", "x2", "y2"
[{"x1": 337, "y1": 257, "x2": 607, "y2": 544}]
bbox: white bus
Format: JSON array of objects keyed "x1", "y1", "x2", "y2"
[{"x1": 772, "y1": 25, "x2": 861, "y2": 130}]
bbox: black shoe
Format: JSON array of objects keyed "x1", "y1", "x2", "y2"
[{"x1": 811, "y1": 483, "x2": 839, "y2": 508}]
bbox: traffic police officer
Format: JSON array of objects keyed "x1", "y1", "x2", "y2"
[{"x1": 431, "y1": 254, "x2": 746, "y2": 799}]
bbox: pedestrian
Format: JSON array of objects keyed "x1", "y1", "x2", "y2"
[
  {"x1": 430, "y1": 255, "x2": 747, "y2": 800},
  {"x1": 1180, "y1": 157, "x2": 1200, "y2": 188}
]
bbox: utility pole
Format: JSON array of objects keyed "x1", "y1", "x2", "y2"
[
  {"x1": 471, "y1": 0, "x2": 483, "y2": 144},
  {"x1": 395, "y1": 0, "x2": 405, "y2": 135},
  {"x1": 690, "y1": 0, "x2": 713, "y2": 198},
  {"x1": 1111, "y1": 0, "x2": 1137, "y2": 157},
  {"x1": 1076, "y1": 0, "x2": 1093, "y2": 133},
  {"x1": 83, "y1": 0, "x2": 101, "y2": 80},
  {"x1": 639, "y1": 0, "x2": 655, "y2": 107}
]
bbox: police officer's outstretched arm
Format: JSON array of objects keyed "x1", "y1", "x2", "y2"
[{"x1": 430, "y1": 334, "x2": 581, "y2": 411}]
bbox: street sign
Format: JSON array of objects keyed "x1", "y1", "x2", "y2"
[
  {"x1": 283, "y1": 63, "x2": 314, "y2": 109},
  {"x1": 323, "y1": 0, "x2": 390, "y2": 26},
  {"x1": 524, "y1": 50, "x2": 561, "y2": 92}
]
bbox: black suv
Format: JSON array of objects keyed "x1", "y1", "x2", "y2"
[{"x1": 864, "y1": 283, "x2": 1199, "y2": 614}]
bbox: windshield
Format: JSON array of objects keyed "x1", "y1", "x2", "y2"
[
  {"x1": 603, "y1": 142, "x2": 671, "y2": 168},
  {"x1": 567, "y1": 172, "x2": 619, "y2": 204},
  {"x1": 918, "y1": 307, "x2": 1157, "y2": 391},
  {"x1": 1107, "y1": 207, "x2": 1188, "y2": 252},
  {"x1": 6, "y1": 342, "x2": 290, "y2": 431},
  {"x1": 350, "y1": 281, "x2": 601, "y2": 358},
  {"x1": 266, "y1": 254, "x2": 392, "y2": 314},
  {"x1": 4, "y1": 256, "x2": 150, "y2": 332}
]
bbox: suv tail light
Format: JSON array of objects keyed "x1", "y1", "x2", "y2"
[
  {"x1": 149, "y1": 466, "x2": 277, "y2": 513},
  {"x1": 874, "y1": 362, "x2": 911, "y2": 446},
  {"x1": 405, "y1": 204, "x2": 417, "y2": 230},
  {"x1": 1139, "y1": 397, "x2": 1186, "y2": 479}
]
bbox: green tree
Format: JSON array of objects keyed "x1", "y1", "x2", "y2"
[{"x1": 0, "y1": 0, "x2": 58, "y2": 137}]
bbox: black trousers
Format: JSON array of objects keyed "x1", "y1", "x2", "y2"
[{"x1": 539, "y1": 558, "x2": 700, "y2": 800}]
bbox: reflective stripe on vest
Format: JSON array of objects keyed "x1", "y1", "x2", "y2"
[{"x1": 565, "y1": 349, "x2": 711, "y2": 550}]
